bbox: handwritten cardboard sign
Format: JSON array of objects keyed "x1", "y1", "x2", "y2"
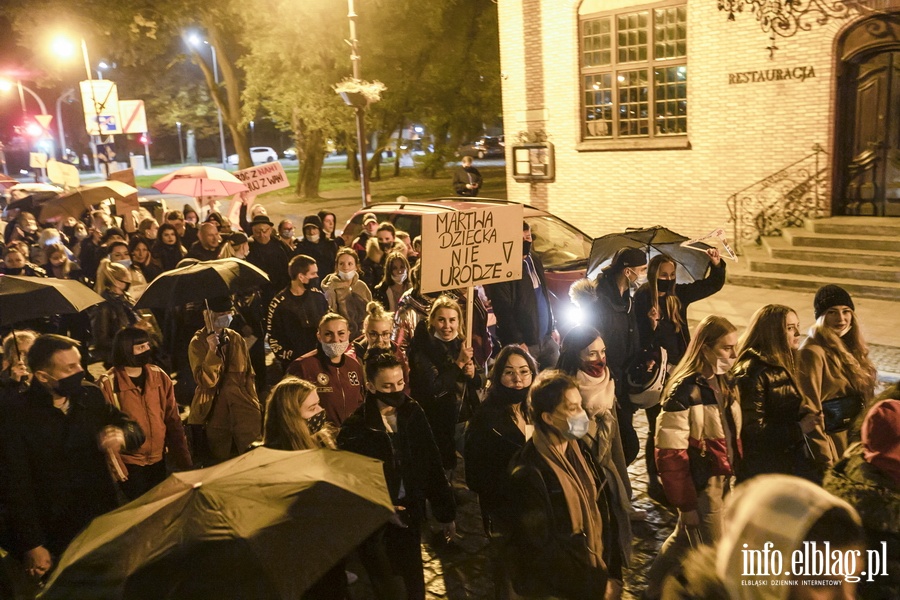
[
  {"x1": 420, "y1": 204, "x2": 523, "y2": 294},
  {"x1": 232, "y1": 162, "x2": 290, "y2": 196},
  {"x1": 681, "y1": 228, "x2": 738, "y2": 261}
]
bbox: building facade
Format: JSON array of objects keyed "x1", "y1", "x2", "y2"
[{"x1": 498, "y1": 0, "x2": 900, "y2": 246}]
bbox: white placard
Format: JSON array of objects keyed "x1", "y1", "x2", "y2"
[
  {"x1": 80, "y1": 80, "x2": 122, "y2": 135},
  {"x1": 420, "y1": 203, "x2": 524, "y2": 294},
  {"x1": 232, "y1": 161, "x2": 290, "y2": 196}
]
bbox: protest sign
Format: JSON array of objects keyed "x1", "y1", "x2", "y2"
[
  {"x1": 681, "y1": 227, "x2": 738, "y2": 261},
  {"x1": 46, "y1": 159, "x2": 80, "y2": 188},
  {"x1": 232, "y1": 162, "x2": 290, "y2": 196}
]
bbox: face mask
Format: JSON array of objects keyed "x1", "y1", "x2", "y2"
[
  {"x1": 321, "y1": 340, "x2": 349, "y2": 358},
  {"x1": 306, "y1": 233, "x2": 320, "y2": 244},
  {"x1": 379, "y1": 242, "x2": 392, "y2": 252},
  {"x1": 715, "y1": 356, "x2": 736, "y2": 375},
  {"x1": 522, "y1": 240, "x2": 532, "y2": 256},
  {"x1": 5, "y1": 267, "x2": 23, "y2": 276},
  {"x1": 630, "y1": 270, "x2": 648, "y2": 287},
  {"x1": 581, "y1": 359, "x2": 606, "y2": 378},
  {"x1": 391, "y1": 272, "x2": 407, "y2": 284},
  {"x1": 559, "y1": 410, "x2": 590, "y2": 440},
  {"x1": 657, "y1": 278, "x2": 676, "y2": 294},
  {"x1": 214, "y1": 314, "x2": 233, "y2": 330},
  {"x1": 133, "y1": 351, "x2": 151, "y2": 367},
  {"x1": 280, "y1": 230, "x2": 294, "y2": 239},
  {"x1": 339, "y1": 270, "x2": 356, "y2": 281},
  {"x1": 116, "y1": 259, "x2": 132, "y2": 268},
  {"x1": 374, "y1": 390, "x2": 406, "y2": 408},
  {"x1": 235, "y1": 250, "x2": 248, "y2": 259},
  {"x1": 306, "y1": 410, "x2": 327, "y2": 435},
  {"x1": 47, "y1": 371, "x2": 85, "y2": 397},
  {"x1": 44, "y1": 237, "x2": 60, "y2": 246},
  {"x1": 495, "y1": 384, "x2": 529, "y2": 405}
]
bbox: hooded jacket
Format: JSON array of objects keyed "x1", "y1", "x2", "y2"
[
  {"x1": 321, "y1": 272, "x2": 372, "y2": 339},
  {"x1": 337, "y1": 394, "x2": 455, "y2": 525}
]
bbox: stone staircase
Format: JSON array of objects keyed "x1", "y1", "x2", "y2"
[{"x1": 729, "y1": 217, "x2": 900, "y2": 301}]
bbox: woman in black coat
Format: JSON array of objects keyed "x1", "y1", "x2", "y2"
[
  {"x1": 733, "y1": 304, "x2": 820, "y2": 482},
  {"x1": 407, "y1": 295, "x2": 482, "y2": 475}
]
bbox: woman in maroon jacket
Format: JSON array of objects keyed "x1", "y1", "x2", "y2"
[{"x1": 99, "y1": 327, "x2": 192, "y2": 500}]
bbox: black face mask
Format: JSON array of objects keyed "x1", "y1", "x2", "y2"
[
  {"x1": 48, "y1": 371, "x2": 85, "y2": 397},
  {"x1": 5, "y1": 267, "x2": 24, "y2": 276},
  {"x1": 657, "y1": 278, "x2": 676, "y2": 294},
  {"x1": 522, "y1": 240, "x2": 532, "y2": 256},
  {"x1": 132, "y1": 351, "x2": 151, "y2": 367},
  {"x1": 494, "y1": 384, "x2": 529, "y2": 405},
  {"x1": 374, "y1": 390, "x2": 406, "y2": 408},
  {"x1": 306, "y1": 411, "x2": 327, "y2": 435},
  {"x1": 379, "y1": 242, "x2": 392, "y2": 252}
]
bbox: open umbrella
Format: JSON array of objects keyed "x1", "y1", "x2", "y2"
[
  {"x1": 135, "y1": 258, "x2": 269, "y2": 309},
  {"x1": 6, "y1": 183, "x2": 63, "y2": 215},
  {"x1": 588, "y1": 225, "x2": 713, "y2": 281},
  {"x1": 0, "y1": 275, "x2": 105, "y2": 326},
  {"x1": 40, "y1": 447, "x2": 396, "y2": 600},
  {"x1": 39, "y1": 181, "x2": 139, "y2": 222},
  {"x1": 152, "y1": 166, "x2": 247, "y2": 199}
]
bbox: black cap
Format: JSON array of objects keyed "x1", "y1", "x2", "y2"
[
  {"x1": 302, "y1": 215, "x2": 323, "y2": 231},
  {"x1": 604, "y1": 247, "x2": 648, "y2": 271},
  {"x1": 229, "y1": 231, "x2": 249, "y2": 246},
  {"x1": 250, "y1": 214, "x2": 275, "y2": 228},
  {"x1": 206, "y1": 296, "x2": 234, "y2": 312},
  {"x1": 814, "y1": 284, "x2": 854, "y2": 319}
]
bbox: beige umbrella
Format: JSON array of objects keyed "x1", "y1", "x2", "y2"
[{"x1": 39, "y1": 180, "x2": 138, "y2": 222}]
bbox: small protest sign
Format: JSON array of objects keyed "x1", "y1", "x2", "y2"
[
  {"x1": 29, "y1": 152, "x2": 48, "y2": 169},
  {"x1": 681, "y1": 228, "x2": 738, "y2": 261},
  {"x1": 232, "y1": 162, "x2": 290, "y2": 196},
  {"x1": 47, "y1": 159, "x2": 80, "y2": 188},
  {"x1": 420, "y1": 203, "x2": 523, "y2": 295}
]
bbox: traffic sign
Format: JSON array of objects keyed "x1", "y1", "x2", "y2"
[
  {"x1": 35, "y1": 114, "x2": 54, "y2": 130},
  {"x1": 80, "y1": 80, "x2": 122, "y2": 135},
  {"x1": 119, "y1": 100, "x2": 147, "y2": 135}
]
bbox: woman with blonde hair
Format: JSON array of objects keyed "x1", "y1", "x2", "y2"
[
  {"x1": 262, "y1": 376, "x2": 336, "y2": 452},
  {"x1": 218, "y1": 231, "x2": 250, "y2": 259},
  {"x1": 408, "y1": 294, "x2": 482, "y2": 476},
  {"x1": 351, "y1": 301, "x2": 410, "y2": 392},
  {"x1": 321, "y1": 247, "x2": 372, "y2": 338},
  {"x1": 644, "y1": 315, "x2": 741, "y2": 598},
  {"x1": 372, "y1": 251, "x2": 411, "y2": 312},
  {"x1": 733, "y1": 304, "x2": 820, "y2": 482},
  {"x1": 91, "y1": 260, "x2": 141, "y2": 367},
  {"x1": 798, "y1": 285, "x2": 876, "y2": 470}
]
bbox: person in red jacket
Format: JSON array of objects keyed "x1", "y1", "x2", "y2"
[
  {"x1": 99, "y1": 327, "x2": 192, "y2": 500},
  {"x1": 286, "y1": 313, "x2": 364, "y2": 426}
]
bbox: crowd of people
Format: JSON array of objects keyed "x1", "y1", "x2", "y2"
[{"x1": 0, "y1": 198, "x2": 897, "y2": 600}]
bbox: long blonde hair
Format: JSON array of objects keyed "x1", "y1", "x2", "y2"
[
  {"x1": 428, "y1": 295, "x2": 465, "y2": 340},
  {"x1": 662, "y1": 315, "x2": 737, "y2": 400},
  {"x1": 94, "y1": 259, "x2": 132, "y2": 295},
  {"x1": 737, "y1": 304, "x2": 798, "y2": 374},
  {"x1": 262, "y1": 377, "x2": 336, "y2": 450},
  {"x1": 808, "y1": 313, "x2": 876, "y2": 397},
  {"x1": 647, "y1": 254, "x2": 684, "y2": 334}
]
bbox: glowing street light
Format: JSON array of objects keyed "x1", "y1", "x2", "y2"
[{"x1": 187, "y1": 32, "x2": 227, "y2": 168}]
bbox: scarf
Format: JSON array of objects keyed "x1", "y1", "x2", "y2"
[
  {"x1": 576, "y1": 368, "x2": 616, "y2": 418},
  {"x1": 532, "y1": 427, "x2": 605, "y2": 569}
]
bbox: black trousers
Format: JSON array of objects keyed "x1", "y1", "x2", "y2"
[
  {"x1": 384, "y1": 521, "x2": 424, "y2": 600},
  {"x1": 120, "y1": 460, "x2": 168, "y2": 501},
  {"x1": 616, "y1": 399, "x2": 640, "y2": 466}
]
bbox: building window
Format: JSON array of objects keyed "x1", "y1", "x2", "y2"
[{"x1": 580, "y1": 2, "x2": 687, "y2": 142}]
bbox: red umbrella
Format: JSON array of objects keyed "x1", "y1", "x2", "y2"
[{"x1": 152, "y1": 166, "x2": 247, "y2": 199}]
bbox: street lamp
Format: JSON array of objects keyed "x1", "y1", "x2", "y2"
[
  {"x1": 56, "y1": 88, "x2": 75, "y2": 161},
  {"x1": 176, "y1": 121, "x2": 185, "y2": 163},
  {"x1": 188, "y1": 33, "x2": 227, "y2": 169},
  {"x1": 52, "y1": 35, "x2": 102, "y2": 173},
  {"x1": 249, "y1": 120, "x2": 254, "y2": 146},
  {"x1": 346, "y1": 0, "x2": 370, "y2": 207}
]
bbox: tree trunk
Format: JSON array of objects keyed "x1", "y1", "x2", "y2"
[
  {"x1": 297, "y1": 128, "x2": 326, "y2": 199},
  {"x1": 347, "y1": 143, "x2": 360, "y2": 182},
  {"x1": 393, "y1": 117, "x2": 405, "y2": 178}
]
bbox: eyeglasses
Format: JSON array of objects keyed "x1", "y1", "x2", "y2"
[{"x1": 367, "y1": 332, "x2": 392, "y2": 339}]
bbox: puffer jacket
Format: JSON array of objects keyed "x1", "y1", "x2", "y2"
[
  {"x1": 655, "y1": 374, "x2": 742, "y2": 512},
  {"x1": 823, "y1": 444, "x2": 900, "y2": 599},
  {"x1": 733, "y1": 349, "x2": 816, "y2": 482},
  {"x1": 98, "y1": 365, "x2": 192, "y2": 469},
  {"x1": 321, "y1": 272, "x2": 372, "y2": 339}
]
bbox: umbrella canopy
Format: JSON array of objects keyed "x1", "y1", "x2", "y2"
[
  {"x1": 152, "y1": 166, "x2": 247, "y2": 199},
  {"x1": 588, "y1": 225, "x2": 713, "y2": 281},
  {"x1": 40, "y1": 447, "x2": 396, "y2": 600},
  {"x1": 0, "y1": 275, "x2": 105, "y2": 326},
  {"x1": 135, "y1": 258, "x2": 269, "y2": 309},
  {"x1": 39, "y1": 181, "x2": 139, "y2": 222}
]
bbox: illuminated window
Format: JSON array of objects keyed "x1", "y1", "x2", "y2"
[{"x1": 580, "y1": 2, "x2": 687, "y2": 141}]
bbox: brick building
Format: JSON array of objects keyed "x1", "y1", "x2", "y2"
[{"x1": 497, "y1": 0, "x2": 900, "y2": 246}]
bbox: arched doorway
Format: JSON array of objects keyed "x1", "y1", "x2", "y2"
[{"x1": 834, "y1": 13, "x2": 900, "y2": 216}]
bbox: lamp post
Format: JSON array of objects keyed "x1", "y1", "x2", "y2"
[
  {"x1": 53, "y1": 36, "x2": 102, "y2": 173},
  {"x1": 56, "y1": 88, "x2": 75, "y2": 161},
  {"x1": 176, "y1": 121, "x2": 184, "y2": 163},
  {"x1": 347, "y1": 0, "x2": 370, "y2": 207},
  {"x1": 188, "y1": 34, "x2": 228, "y2": 168}
]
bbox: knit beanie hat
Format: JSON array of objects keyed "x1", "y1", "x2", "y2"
[
  {"x1": 813, "y1": 284, "x2": 854, "y2": 319},
  {"x1": 862, "y1": 399, "x2": 900, "y2": 486}
]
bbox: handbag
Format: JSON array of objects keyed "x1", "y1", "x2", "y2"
[
  {"x1": 626, "y1": 345, "x2": 668, "y2": 409},
  {"x1": 821, "y1": 394, "x2": 864, "y2": 434}
]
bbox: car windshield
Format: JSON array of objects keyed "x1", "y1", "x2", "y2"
[{"x1": 526, "y1": 215, "x2": 592, "y2": 270}]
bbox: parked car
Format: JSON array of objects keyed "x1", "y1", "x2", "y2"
[
  {"x1": 457, "y1": 136, "x2": 505, "y2": 159},
  {"x1": 226, "y1": 146, "x2": 279, "y2": 166},
  {"x1": 283, "y1": 147, "x2": 297, "y2": 160},
  {"x1": 341, "y1": 198, "x2": 591, "y2": 327}
]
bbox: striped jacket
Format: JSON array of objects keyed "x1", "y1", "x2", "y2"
[{"x1": 655, "y1": 374, "x2": 742, "y2": 512}]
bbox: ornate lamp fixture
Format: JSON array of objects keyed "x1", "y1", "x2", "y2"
[{"x1": 718, "y1": 0, "x2": 877, "y2": 55}]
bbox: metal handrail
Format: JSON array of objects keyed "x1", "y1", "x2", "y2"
[{"x1": 727, "y1": 144, "x2": 828, "y2": 254}]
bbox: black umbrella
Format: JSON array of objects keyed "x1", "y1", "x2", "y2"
[
  {"x1": 40, "y1": 447, "x2": 395, "y2": 600},
  {"x1": 0, "y1": 275, "x2": 105, "y2": 326},
  {"x1": 588, "y1": 225, "x2": 713, "y2": 281},
  {"x1": 6, "y1": 191, "x2": 61, "y2": 216},
  {"x1": 135, "y1": 258, "x2": 269, "y2": 309}
]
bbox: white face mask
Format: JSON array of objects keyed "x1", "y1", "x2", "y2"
[
  {"x1": 116, "y1": 258, "x2": 132, "y2": 269},
  {"x1": 391, "y1": 271, "x2": 407, "y2": 284},
  {"x1": 321, "y1": 340, "x2": 349, "y2": 358},
  {"x1": 214, "y1": 314, "x2": 233, "y2": 330},
  {"x1": 715, "y1": 356, "x2": 736, "y2": 375},
  {"x1": 563, "y1": 410, "x2": 590, "y2": 440},
  {"x1": 339, "y1": 270, "x2": 356, "y2": 281},
  {"x1": 306, "y1": 233, "x2": 320, "y2": 243}
]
